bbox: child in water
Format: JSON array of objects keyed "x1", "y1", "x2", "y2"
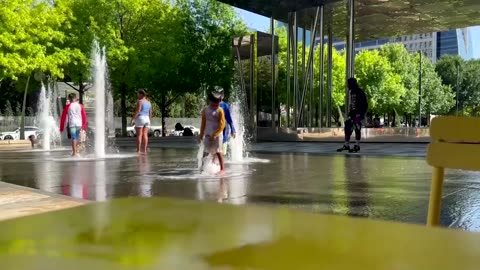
[{"x1": 198, "y1": 93, "x2": 226, "y2": 174}]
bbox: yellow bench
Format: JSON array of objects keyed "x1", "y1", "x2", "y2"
[
  {"x1": 1, "y1": 197, "x2": 480, "y2": 269},
  {"x1": 427, "y1": 116, "x2": 480, "y2": 226}
]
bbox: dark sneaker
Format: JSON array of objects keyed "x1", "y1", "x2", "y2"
[
  {"x1": 336, "y1": 145, "x2": 350, "y2": 152},
  {"x1": 349, "y1": 145, "x2": 360, "y2": 153}
]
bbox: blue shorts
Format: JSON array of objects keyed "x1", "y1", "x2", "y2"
[{"x1": 69, "y1": 127, "x2": 81, "y2": 140}]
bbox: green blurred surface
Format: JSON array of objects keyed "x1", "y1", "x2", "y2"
[{"x1": 0, "y1": 197, "x2": 479, "y2": 269}]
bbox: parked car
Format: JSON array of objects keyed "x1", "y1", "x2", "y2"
[
  {"x1": 0, "y1": 126, "x2": 40, "y2": 140},
  {"x1": 127, "y1": 124, "x2": 163, "y2": 137}
]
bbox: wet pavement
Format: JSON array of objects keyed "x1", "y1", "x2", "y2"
[{"x1": 0, "y1": 145, "x2": 480, "y2": 231}]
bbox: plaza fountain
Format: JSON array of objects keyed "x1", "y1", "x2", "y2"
[
  {"x1": 36, "y1": 83, "x2": 61, "y2": 150},
  {"x1": 93, "y1": 42, "x2": 107, "y2": 158},
  {"x1": 229, "y1": 102, "x2": 245, "y2": 162}
]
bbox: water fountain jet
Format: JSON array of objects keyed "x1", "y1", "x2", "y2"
[{"x1": 92, "y1": 41, "x2": 107, "y2": 158}]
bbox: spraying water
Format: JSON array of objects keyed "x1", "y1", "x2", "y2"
[
  {"x1": 229, "y1": 102, "x2": 245, "y2": 162},
  {"x1": 93, "y1": 41, "x2": 106, "y2": 158},
  {"x1": 37, "y1": 83, "x2": 60, "y2": 150},
  {"x1": 197, "y1": 142, "x2": 221, "y2": 174}
]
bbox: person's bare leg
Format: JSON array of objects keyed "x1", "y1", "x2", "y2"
[
  {"x1": 216, "y1": 152, "x2": 225, "y2": 172},
  {"x1": 135, "y1": 127, "x2": 142, "y2": 153},
  {"x1": 142, "y1": 127, "x2": 149, "y2": 153},
  {"x1": 72, "y1": 140, "x2": 77, "y2": 156}
]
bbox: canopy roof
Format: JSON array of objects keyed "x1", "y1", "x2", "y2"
[{"x1": 222, "y1": 0, "x2": 480, "y2": 41}]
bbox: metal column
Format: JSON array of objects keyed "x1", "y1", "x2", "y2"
[
  {"x1": 271, "y1": 17, "x2": 276, "y2": 128},
  {"x1": 249, "y1": 34, "x2": 255, "y2": 129},
  {"x1": 318, "y1": 5, "x2": 325, "y2": 128},
  {"x1": 298, "y1": 7, "x2": 320, "y2": 128},
  {"x1": 418, "y1": 51, "x2": 422, "y2": 127},
  {"x1": 301, "y1": 27, "x2": 306, "y2": 127},
  {"x1": 345, "y1": 0, "x2": 355, "y2": 117},
  {"x1": 309, "y1": 31, "x2": 314, "y2": 128},
  {"x1": 286, "y1": 13, "x2": 291, "y2": 127},
  {"x1": 293, "y1": 12, "x2": 298, "y2": 129},
  {"x1": 326, "y1": 26, "x2": 333, "y2": 127}
]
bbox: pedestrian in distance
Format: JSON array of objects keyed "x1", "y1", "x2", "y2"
[
  {"x1": 337, "y1": 78, "x2": 368, "y2": 153},
  {"x1": 60, "y1": 93, "x2": 87, "y2": 156},
  {"x1": 131, "y1": 89, "x2": 152, "y2": 154}
]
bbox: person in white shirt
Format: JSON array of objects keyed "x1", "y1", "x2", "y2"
[{"x1": 60, "y1": 93, "x2": 87, "y2": 156}]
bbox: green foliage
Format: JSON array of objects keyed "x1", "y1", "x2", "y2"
[
  {"x1": 0, "y1": 0, "x2": 81, "y2": 79},
  {"x1": 459, "y1": 60, "x2": 480, "y2": 115},
  {"x1": 355, "y1": 50, "x2": 404, "y2": 114},
  {"x1": 435, "y1": 55, "x2": 480, "y2": 115},
  {"x1": 379, "y1": 44, "x2": 418, "y2": 114},
  {"x1": 3, "y1": 101, "x2": 13, "y2": 116}
]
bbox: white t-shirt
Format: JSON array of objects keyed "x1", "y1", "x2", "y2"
[{"x1": 68, "y1": 102, "x2": 82, "y2": 127}]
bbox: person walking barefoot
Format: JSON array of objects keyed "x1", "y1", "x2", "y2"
[
  {"x1": 212, "y1": 87, "x2": 236, "y2": 156},
  {"x1": 131, "y1": 89, "x2": 152, "y2": 154},
  {"x1": 198, "y1": 93, "x2": 226, "y2": 174},
  {"x1": 60, "y1": 93, "x2": 87, "y2": 156}
]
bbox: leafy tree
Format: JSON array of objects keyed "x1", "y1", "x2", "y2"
[
  {"x1": 417, "y1": 54, "x2": 455, "y2": 117},
  {"x1": 435, "y1": 55, "x2": 464, "y2": 87},
  {"x1": 3, "y1": 101, "x2": 14, "y2": 117},
  {"x1": 435, "y1": 55, "x2": 466, "y2": 114},
  {"x1": 379, "y1": 44, "x2": 418, "y2": 115},
  {"x1": 355, "y1": 50, "x2": 404, "y2": 115},
  {"x1": 60, "y1": 0, "x2": 97, "y2": 104},
  {"x1": 459, "y1": 60, "x2": 480, "y2": 115},
  {"x1": 0, "y1": 0, "x2": 81, "y2": 138}
]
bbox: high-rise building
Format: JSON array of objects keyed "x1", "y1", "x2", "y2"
[{"x1": 314, "y1": 28, "x2": 474, "y2": 62}]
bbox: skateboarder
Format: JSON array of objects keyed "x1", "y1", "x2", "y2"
[{"x1": 337, "y1": 78, "x2": 368, "y2": 153}]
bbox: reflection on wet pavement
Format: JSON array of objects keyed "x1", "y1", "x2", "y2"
[{"x1": 1, "y1": 148, "x2": 480, "y2": 231}]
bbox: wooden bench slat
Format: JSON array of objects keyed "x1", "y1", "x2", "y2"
[
  {"x1": 430, "y1": 117, "x2": 480, "y2": 142},
  {"x1": 427, "y1": 142, "x2": 480, "y2": 171}
]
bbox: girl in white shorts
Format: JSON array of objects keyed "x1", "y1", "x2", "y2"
[{"x1": 131, "y1": 89, "x2": 152, "y2": 153}]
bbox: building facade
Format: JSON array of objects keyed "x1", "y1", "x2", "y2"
[{"x1": 315, "y1": 28, "x2": 474, "y2": 62}]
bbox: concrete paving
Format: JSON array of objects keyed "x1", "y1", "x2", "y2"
[{"x1": 0, "y1": 182, "x2": 86, "y2": 221}]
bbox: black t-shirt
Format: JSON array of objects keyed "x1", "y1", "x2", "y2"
[{"x1": 349, "y1": 88, "x2": 368, "y2": 116}]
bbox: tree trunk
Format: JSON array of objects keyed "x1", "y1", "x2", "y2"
[
  {"x1": 78, "y1": 79, "x2": 84, "y2": 104},
  {"x1": 120, "y1": 83, "x2": 127, "y2": 136},
  {"x1": 392, "y1": 110, "x2": 396, "y2": 127},
  {"x1": 161, "y1": 93, "x2": 166, "y2": 137},
  {"x1": 336, "y1": 105, "x2": 344, "y2": 127},
  {"x1": 20, "y1": 75, "x2": 31, "y2": 140}
]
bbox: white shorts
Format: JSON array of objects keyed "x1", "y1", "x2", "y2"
[
  {"x1": 203, "y1": 135, "x2": 223, "y2": 155},
  {"x1": 135, "y1": 116, "x2": 150, "y2": 128}
]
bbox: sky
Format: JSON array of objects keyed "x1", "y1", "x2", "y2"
[{"x1": 235, "y1": 7, "x2": 480, "y2": 59}]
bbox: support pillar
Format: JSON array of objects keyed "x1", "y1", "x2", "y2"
[
  {"x1": 318, "y1": 5, "x2": 325, "y2": 128},
  {"x1": 418, "y1": 51, "x2": 422, "y2": 127},
  {"x1": 286, "y1": 13, "x2": 291, "y2": 128},
  {"x1": 308, "y1": 28, "x2": 317, "y2": 128},
  {"x1": 302, "y1": 28, "x2": 306, "y2": 127},
  {"x1": 327, "y1": 25, "x2": 333, "y2": 128},
  {"x1": 298, "y1": 7, "x2": 320, "y2": 128},
  {"x1": 249, "y1": 34, "x2": 255, "y2": 130},
  {"x1": 293, "y1": 12, "x2": 298, "y2": 129},
  {"x1": 271, "y1": 17, "x2": 276, "y2": 128},
  {"x1": 345, "y1": 0, "x2": 355, "y2": 117}
]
